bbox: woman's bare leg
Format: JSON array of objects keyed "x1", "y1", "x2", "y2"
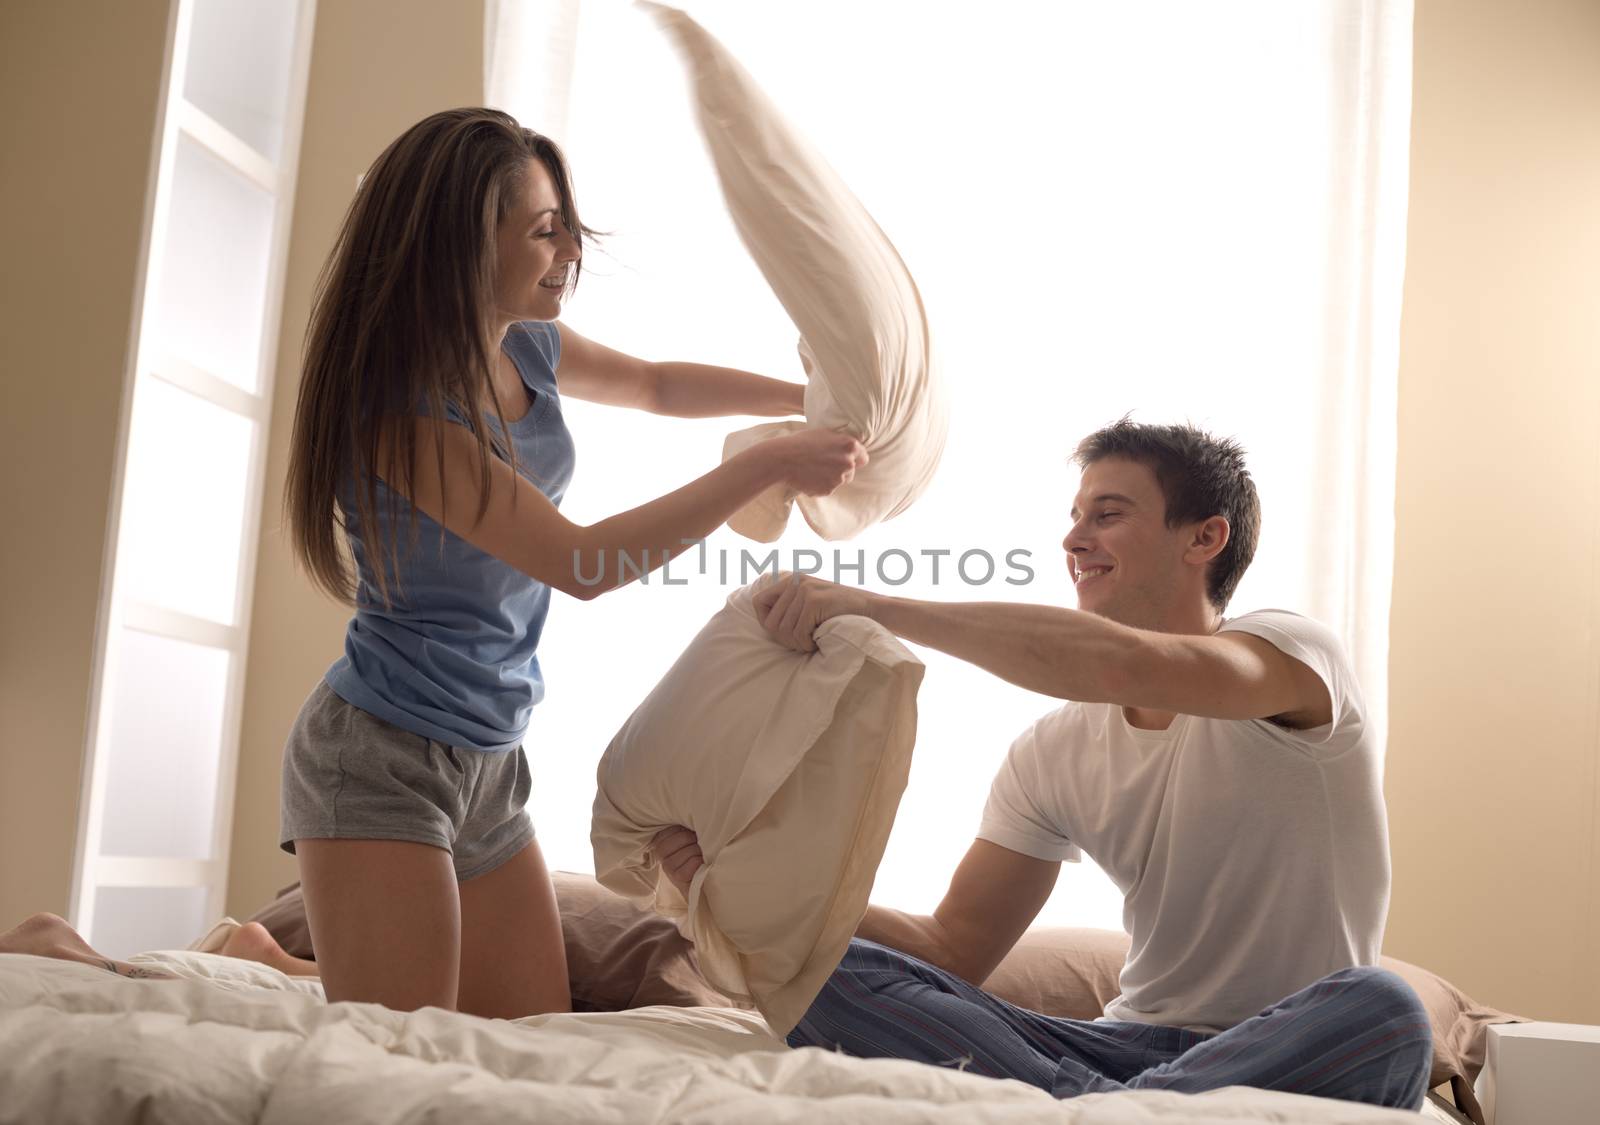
[
  {"x1": 456, "y1": 840, "x2": 570, "y2": 1019},
  {"x1": 295, "y1": 838, "x2": 460, "y2": 1010},
  {"x1": 217, "y1": 921, "x2": 320, "y2": 977},
  {"x1": 0, "y1": 913, "x2": 174, "y2": 980}
]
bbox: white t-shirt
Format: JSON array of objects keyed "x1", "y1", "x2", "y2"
[{"x1": 977, "y1": 609, "x2": 1389, "y2": 1033}]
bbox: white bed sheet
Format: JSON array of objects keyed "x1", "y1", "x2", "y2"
[{"x1": 0, "y1": 950, "x2": 1423, "y2": 1124}]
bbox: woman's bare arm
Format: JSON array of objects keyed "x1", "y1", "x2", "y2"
[
  {"x1": 554, "y1": 322, "x2": 804, "y2": 418},
  {"x1": 378, "y1": 418, "x2": 863, "y2": 599}
]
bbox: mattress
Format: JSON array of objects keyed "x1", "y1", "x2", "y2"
[{"x1": 0, "y1": 949, "x2": 1425, "y2": 1123}]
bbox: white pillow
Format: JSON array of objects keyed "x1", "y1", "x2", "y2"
[
  {"x1": 591, "y1": 582, "x2": 924, "y2": 1034},
  {"x1": 643, "y1": 2, "x2": 948, "y2": 542}
]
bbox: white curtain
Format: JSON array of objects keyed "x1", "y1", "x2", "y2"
[{"x1": 487, "y1": 0, "x2": 1412, "y2": 929}]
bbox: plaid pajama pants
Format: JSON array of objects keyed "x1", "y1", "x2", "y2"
[{"x1": 788, "y1": 939, "x2": 1433, "y2": 1110}]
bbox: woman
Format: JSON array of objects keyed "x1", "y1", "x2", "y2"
[{"x1": 281, "y1": 107, "x2": 865, "y2": 1019}]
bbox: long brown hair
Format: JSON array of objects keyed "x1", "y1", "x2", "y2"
[{"x1": 285, "y1": 108, "x2": 594, "y2": 609}]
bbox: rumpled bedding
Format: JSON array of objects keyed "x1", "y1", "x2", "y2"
[{"x1": 0, "y1": 950, "x2": 1422, "y2": 1124}]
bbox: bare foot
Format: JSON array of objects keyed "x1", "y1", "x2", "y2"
[
  {"x1": 0, "y1": 913, "x2": 175, "y2": 980},
  {"x1": 218, "y1": 921, "x2": 318, "y2": 977}
]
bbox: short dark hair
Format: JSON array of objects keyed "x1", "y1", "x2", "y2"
[{"x1": 1072, "y1": 419, "x2": 1261, "y2": 612}]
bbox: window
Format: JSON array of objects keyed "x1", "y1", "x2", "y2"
[
  {"x1": 494, "y1": 0, "x2": 1411, "y2": 930},
  {"x1": 73, "y1": 0, "x2": 314, "y2": 958}
]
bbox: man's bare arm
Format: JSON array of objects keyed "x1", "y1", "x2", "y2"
[
  {"x1": 858, "y1": 840, "x2": 1060, "y2": 984},
  {"x1": 754, "y1": 578, "x2": 1332, "y2": 728},
  {"x1": 651, "y1": 830, "x2": 1058, "y2": 985},
  {"x1": 871, "y1": 598, "x2": 1331, "y2": 727}
]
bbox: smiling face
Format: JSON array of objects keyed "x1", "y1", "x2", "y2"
[
  {"x1": 493, "y1": 158, "x2": 580, "y2": 325},
  {"x1": 1064, "y1": 456, "x2": 1210, "y2": 630}
]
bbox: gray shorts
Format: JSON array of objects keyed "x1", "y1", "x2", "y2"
[{"x1": 279, "y1": 680, "x2": 534, "y2": 882}]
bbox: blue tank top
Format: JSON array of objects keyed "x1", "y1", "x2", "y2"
[{"x1": 324, "y1": 321, "x2": 576, "y2": 752}]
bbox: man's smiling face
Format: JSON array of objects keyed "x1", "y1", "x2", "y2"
[{"x1": 1063, "y1": 456, "x2": 1192, "y2": 628}]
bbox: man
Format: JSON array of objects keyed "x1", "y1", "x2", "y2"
[{"x1": 653, "y1": 419, "x2": 1432, "y2": 1110}]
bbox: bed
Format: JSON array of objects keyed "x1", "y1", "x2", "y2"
[
  {"x1": 0, "y1": 946, "x2": 1430, "y2": 1124},
  {"x1": 237, "y1": 873, "x2": 1521, "y2": 1122}
]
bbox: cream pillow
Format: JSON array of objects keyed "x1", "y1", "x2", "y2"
[
  {"x1": 643, "y1": 2, "x2": 948, "y2": 542},
  {"x1": 591, "y1": 582, "x2": 924, "y2": 1034}
]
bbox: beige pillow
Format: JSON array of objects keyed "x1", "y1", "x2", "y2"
[
  {"x1": 643, "y1": 2, "x2": 948, "y2": 543},
  {"x1": 551, "y1": 871, "x2": 739, "y2": 1012},
  {"x1": 243, "y1": 872, "x2": 735, "y2": 1012},
  {"x1": 591, "y1": 582, "x2": 923, "y2": 1034},
  {"x1": 980, "y1": 927, "x2": 1525, "y2": 1096}
]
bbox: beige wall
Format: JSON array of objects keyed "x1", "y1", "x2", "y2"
[
  {"x1": 1385, "y1": 0, "x2": 1600, "y2": 1023},
  {"x1": 0, "y1": 2, "x2": 173, "y2": 923},
  {"x1": 0, "y1": 0, "x2": 482, "y2": 933},
  {"x1": 224, "y1": 0, "x2": 485, "y2": 917}
]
